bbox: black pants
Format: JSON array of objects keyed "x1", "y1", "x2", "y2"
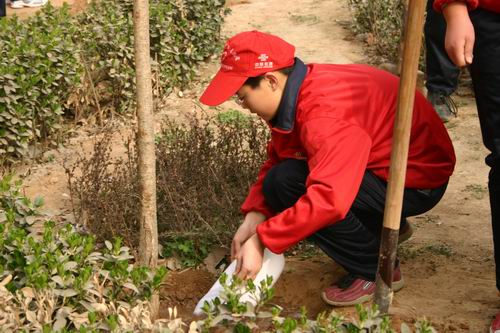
[
  {"x1": 262, "y1": 159, "x2": 447, "y2": 281},
  {"x1": 424, "y1": 0, "x2": 460, "y2": 95},
  {"x1": 466, "y1": 8, "x2": 500, "y2": 291},
  {"x1": 1, "y1": 0, "x2": 6, "y2": 18}
]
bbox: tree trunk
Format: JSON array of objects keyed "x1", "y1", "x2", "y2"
[{"x1": 133, "y1": 0, "x2": 159, "y2": 319}]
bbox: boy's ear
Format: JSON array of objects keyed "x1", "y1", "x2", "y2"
[{"x1": 264, "y1": 72, "x2": 281, "y2": 90}]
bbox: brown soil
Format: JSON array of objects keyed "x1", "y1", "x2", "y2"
[{"x1": 12, "y1": 0, "x2": 499, "y2": 331}]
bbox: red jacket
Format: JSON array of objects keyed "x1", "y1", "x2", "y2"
[
  {"x1": 434, "y1": 0, "x2": 500, "y2": 13},
  {"x1": 241, "y1": 62, "x2": 456, "y2": 254}
]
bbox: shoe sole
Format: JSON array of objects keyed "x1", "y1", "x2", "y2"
[
  {"x1": 321, "y1": 277, "x2": 405, "y2": 307},
  {"x1": 22, "y1": 3, "x2": 46, "y2": 7}
]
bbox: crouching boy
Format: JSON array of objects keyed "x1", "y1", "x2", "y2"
[{"x1": 199, "y1": 30, "x2": 455, "y2": 306}]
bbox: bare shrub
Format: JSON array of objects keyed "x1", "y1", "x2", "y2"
[
  {"x1": 347, "y1": 0, "x2": 406, "y2": 64},
  {"x1": 66, "y1": 111, "x2": 269, "y2": 253},
  {"x1": 66, "y1": 133, "x2": 140, "y2": 249}
]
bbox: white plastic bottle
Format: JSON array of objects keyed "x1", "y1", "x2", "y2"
[{"x1": 193, "y1": 248, "x2": 285, "y2": 316}]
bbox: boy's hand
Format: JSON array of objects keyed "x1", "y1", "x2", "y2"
[
  {"x1": 234, "y1": 233, "x2": 264, "y2": 280},
  {"x1": 231, "y1": 211, "x2": 266, "y2": 260},
  {"x1": 443, "y1": 1, "x2": 475, "y2": 67}
]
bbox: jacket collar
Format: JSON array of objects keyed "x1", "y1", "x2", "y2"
[{"x1": 269, "y1": 58, "x2": 307, "y2": 133}]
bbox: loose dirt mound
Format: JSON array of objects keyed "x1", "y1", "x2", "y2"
[{"x1": 160, "y1": 269, "x2": 216, "y2": 320}]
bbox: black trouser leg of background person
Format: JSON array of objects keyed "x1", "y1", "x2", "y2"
[
  {"x1": 468, "y1": 8, "x2": 500, "y2": 291},
  {"x1": 1, "y1": 0, "x2": 6, "y2": 17},
  {"x1": 425, "y1": 0, "x2": 460, "y2": 96},
  {"x1": 424, "y1": 0, "x2": 460, "y2": 121},
  {"x1": 262, "y1": 159, "x2": 447, "y2": 281}
]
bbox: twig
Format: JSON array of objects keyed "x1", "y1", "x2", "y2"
[{"x1": 81, "y1": 55, "x2": 103, "y2": 126}]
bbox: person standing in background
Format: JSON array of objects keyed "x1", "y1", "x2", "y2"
[
  {"x1": 432, "y1": 0, "x2": 500, "y2": 331},
  {"x1": 425, "y1": 0, "x2": 460, "y2": 122}
]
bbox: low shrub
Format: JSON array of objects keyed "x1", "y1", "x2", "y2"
[
  {"x1": 347, "y1": 0, "x2": 405, "y2": 64},
  {"x1": 0, "y1": 4, "x2": 82, "y2": 162},
  {"x1": 1, "y1": 0, "x2": 227, "y2": 163},
  {"x1": 66, "y1": 111, "x2": 269, "y2": 259},
  {"x1": 74, "y1": 0, "x2": 227, "y2": 114},
  {"x1": 347, "y1": 0, "x2": 429, "y2": 69},
  {"x1": 0, "y1": 175, "x2": 167, "y2": 331},
  {"x1": 66, "y1": 133, "x2": 141, "y2": 252}
]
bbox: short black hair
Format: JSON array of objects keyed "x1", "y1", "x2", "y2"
[{"x1": 243, "y1": 66, "x2": 294, "y2": 88}]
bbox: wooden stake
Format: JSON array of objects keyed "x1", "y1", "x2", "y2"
[
  {"x1": 374, "y1": 0, "x2": 426, "y2": 314},
  {"x1": 133, "y1": 0, "x2": 159, "y2": 319}
]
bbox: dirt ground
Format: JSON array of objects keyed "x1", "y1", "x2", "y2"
[{"x1": 11, "y1": 0, "x2": 498, "y2": 331}]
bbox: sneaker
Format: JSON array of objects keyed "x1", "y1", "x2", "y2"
[
  {"x1": 19, "y1": 0, "x2": 48, "y2": 7},
  {"x1": 427, "y1": 91, "x2": 458, "y2": 123},
  {"x1": 10, "y1": 0, "x2": 25, "y2": 8},
  {"x1": 321, "y1": 267, "x2": 405, "y2": 306},
  {"x1": 398, "y1": 221, "x2": 414, "y2": 244},
  {"x1": 491, "y1": 312, "x2": 500, "y2": 333}
]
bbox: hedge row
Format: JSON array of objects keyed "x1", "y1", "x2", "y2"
[
  {"x1": 0, "y1": 0, "x2": 227, "y2": 162},
  {"x1": 0, "y1": 175, "x2": 168, "y2": 331}
]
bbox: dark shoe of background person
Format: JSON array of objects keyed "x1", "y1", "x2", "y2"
[{"x1": 427, "y1": 91, "x2": 458, "y2": 123}]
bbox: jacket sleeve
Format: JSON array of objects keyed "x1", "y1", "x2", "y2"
[
  {"x1": 256, "y1": 117, "x2": 372, "y2": 254},
  {"x1": 240, "y1": 141, "x2": 279, "y2": 218},
  {"x1": 433, "y1": 0, "x2": 478, "y2": 12}
]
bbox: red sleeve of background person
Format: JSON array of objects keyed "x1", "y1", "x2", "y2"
[
  {"x1": 434, "y1": 0, "x2": 500, "y2": 13},
  {"x1": 254, "y1": 64, "x2": 456, "y2": 254}
]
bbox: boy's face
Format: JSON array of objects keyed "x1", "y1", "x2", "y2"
[{"x1": 235, "y1": 73, "x2": 285, "y2": 122}]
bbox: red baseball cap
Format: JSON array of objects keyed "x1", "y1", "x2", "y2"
[{"x1": 200, "y1": 30, "x2": 296, "y2": 106}]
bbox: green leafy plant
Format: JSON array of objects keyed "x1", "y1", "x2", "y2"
[
  {"x1": 216, "y1": 109, "x2": 252, "y2": 127},
  {"x1": 1, "y1": 0, "x2": 227, "y2": 163},
  {"x1": 194, "y1": 272, "x2": 437, "y2": 332},
  {"x1": 0, "y1": 175, "x2": 167, "y2": 331},
  {"x1": 0, "y1": 4, "x2": 82, "y2": 162},
  {"x1": 74, "y1": 0, "x2": 227, "y2": 114},
  {"x1": 162, "y1": 236, "x2": 211, "y2": 267}
]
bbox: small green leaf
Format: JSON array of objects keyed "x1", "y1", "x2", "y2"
[{"x1": 33, "y1": 196, "x2": 44, "y2": 208}]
